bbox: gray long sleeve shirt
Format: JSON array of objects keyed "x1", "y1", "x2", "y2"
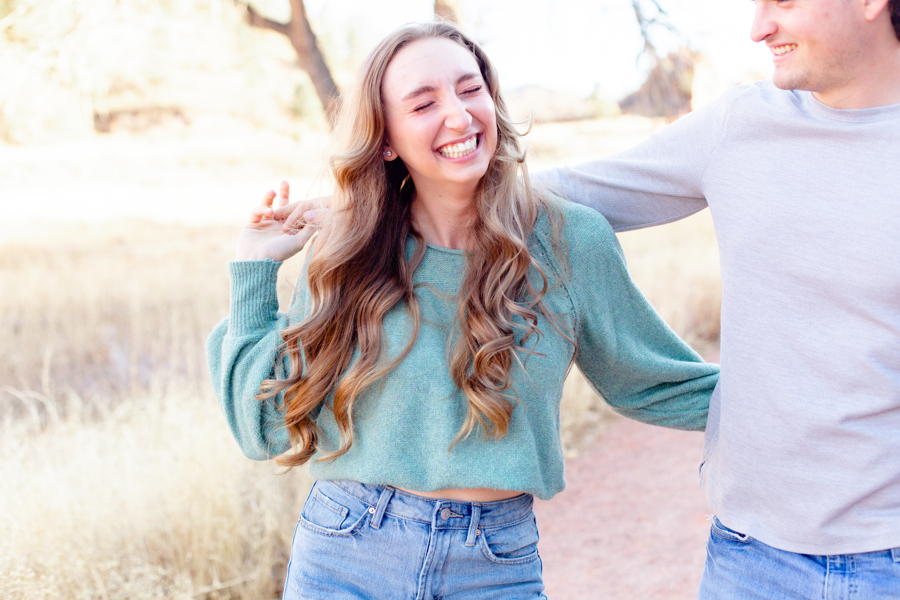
[{"x1": 539, "y1": 80, "x2": 900, "y2": 555}]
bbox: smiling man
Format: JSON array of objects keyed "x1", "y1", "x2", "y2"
[{"x1": 538, "y1": 0, "x2": 900, "y2": 597}]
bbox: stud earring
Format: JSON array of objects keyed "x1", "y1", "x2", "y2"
[{"x1": 385, "y1": 150, "x2": 393, "y2": 158}]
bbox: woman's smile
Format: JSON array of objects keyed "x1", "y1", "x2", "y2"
[{"x1": 436, "y1": 133, "x2": 481, "y2": 159}]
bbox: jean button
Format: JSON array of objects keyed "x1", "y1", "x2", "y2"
[{"x1": 440, "y1": 507, "x2": 451, "y2": 520}]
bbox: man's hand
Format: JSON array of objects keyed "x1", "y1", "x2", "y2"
[{"x1": 235, "y1": 181, "x2": 319, "y2": 262}]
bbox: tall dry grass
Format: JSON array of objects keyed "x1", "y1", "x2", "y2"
[
  {"x1": 0, "y1": 223, "x2": 312, "y2": 599},
  {"x1": 0, "y1": 388, "x2": 308, "y2": 599}
]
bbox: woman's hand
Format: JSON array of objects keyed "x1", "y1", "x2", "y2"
[
  {"x1": 274, "y1": 194, "x2": 331, "y2": 233},
  {"x1": 235, "y1": 181, "x2": 319, "y2": 262}
]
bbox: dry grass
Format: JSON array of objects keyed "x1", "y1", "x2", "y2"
[
  {"x1": 618, "y1": 211, "x2": 722, "y2": 357},
  {"x1": 0, "y1": 389, "x2": 309, "y2": 600},
  {"x1": 0, "y1": 223, "x2": 310, "y2": 599}
]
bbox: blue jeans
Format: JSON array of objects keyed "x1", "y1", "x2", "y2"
[
  {"x1": 698, "y1": 516, "x2": 900, "y2": 599},
  {"x1": 283, "y1": 480, "x2": 546, "y2": 599}
]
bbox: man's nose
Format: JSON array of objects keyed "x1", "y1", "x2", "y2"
[{"x1": 750, "y1": 1, "x2": 777, "y2": 43}]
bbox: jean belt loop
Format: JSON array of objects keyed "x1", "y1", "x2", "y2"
[
  {"x1": 370, "y1": 486, "x2": 394, "y2": 529},
  {"x1": 891, "y1": 547, "x2": 900, "y2": 563},
  {"x1": 465, "y1": 504, "x2": 482, "y2": 547}
]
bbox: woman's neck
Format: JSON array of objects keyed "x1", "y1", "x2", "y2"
[{"x1": 411, "y1": 185, "x2": 477, "y2": 250}]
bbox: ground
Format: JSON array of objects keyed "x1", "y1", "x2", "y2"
[{"x1": 535, "y1": 418, "x2": 711, "y2": 600}]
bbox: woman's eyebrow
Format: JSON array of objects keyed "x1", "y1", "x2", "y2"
[{"x1": 401, "y1": 72, "x2": 482, "y2": 102}]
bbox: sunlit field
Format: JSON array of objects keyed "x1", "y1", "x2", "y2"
[{"x1": 0, "y1": 2, "x2": 721, "y2": 598}]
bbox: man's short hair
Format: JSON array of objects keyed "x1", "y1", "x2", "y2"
[{"x1": 892, "y1": 0, "x2": 900, "y2": 42}]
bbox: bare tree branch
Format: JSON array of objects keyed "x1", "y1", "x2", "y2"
[
  {"x1": 623, "y1": 1, "x2": 695, "y2": 119},
  {"x1": 285, "y1": 0, "x2": 339, "y2": 124},
  {"x1": 245, "y1": 4, "x2": 289, "y2": 37},
  {"x1": 238, "y1": 0, "x2": 339, "y2": 128},
  {"x1": 434, "y1": 0, "x2": 461, "y2": 24},
  {"x1": 631, "y1": 0, "x2": 681, "y2": 59}
]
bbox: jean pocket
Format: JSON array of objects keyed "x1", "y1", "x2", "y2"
[
  {"x1": 709, "y1": 516, "x2": 751, "y2": 544},
  {"x1": 300, "y1": 484, "x2": 369, "y2": 537},
  {"x1": 479, "y1": 515, "x2": 541, "y2": 566}
]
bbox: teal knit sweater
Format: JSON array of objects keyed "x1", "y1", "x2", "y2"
[{"x1": 207, "y1": 199, "x2": 718, "y2": 500}]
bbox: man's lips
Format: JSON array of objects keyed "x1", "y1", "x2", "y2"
[{"x1": 770, "y1": 43, "x2": 798, "y2": 57}]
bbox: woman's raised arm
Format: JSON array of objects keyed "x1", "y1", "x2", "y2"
[{"x1": 207, "y1": 182, "x2": 318, "y2": 460}]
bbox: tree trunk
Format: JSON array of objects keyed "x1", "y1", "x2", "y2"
[
  {"x1": 286, "y1": 0, "x2": 339, "y2": 125},
  {"x1": 624, "y1": 0, "x2": 693, "y2": 118},
  {"x1": 244, "y1": 0, "x2": 339, "y2": 127},
  {"x1": 434, "y1": 0, "x2": 461, "y2": 24}
]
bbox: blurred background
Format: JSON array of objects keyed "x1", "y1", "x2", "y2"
[{"x1": 0, "y1": 1, "x2": 767, "y2": 597}]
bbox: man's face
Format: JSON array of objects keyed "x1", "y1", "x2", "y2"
[{"x1": 751, "y1": 0, "x2": 870, "y2": 100}]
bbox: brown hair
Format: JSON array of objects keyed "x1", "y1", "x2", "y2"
[
  {"x1": 891, "y1": 0, "x2": 899, "y2": 41},
  {"x1": 260, "y1": 22, "x2": 568, "y2": 467}
]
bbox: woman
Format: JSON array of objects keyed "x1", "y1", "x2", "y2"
[{"x1": 208, "y1": 22, "x2": 718, "y2": 599}]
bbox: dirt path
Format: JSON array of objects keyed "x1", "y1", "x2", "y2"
[{"x1": 534, "y1": 418, "x2": 711, "y2": 600}]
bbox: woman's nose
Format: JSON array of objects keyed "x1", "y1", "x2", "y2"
[{"x1": 443, "y1": 98, "x2": 473, "y2": 131}]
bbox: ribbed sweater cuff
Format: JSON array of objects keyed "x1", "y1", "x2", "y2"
[{"x1": 228, "y1": 259, "x2": 282, "y2": 336}]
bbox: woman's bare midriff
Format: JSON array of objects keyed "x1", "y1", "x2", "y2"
[{"x1": 396, "y1": 487, "x2": 524, "y2": 503}]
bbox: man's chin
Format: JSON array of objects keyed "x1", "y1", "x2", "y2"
[
  {"x1": 772, "y1": 73, "x2": 803, "y2": 90},
  {"x1": 771, "y1": 70, "x2": 807, "y2": 92}
]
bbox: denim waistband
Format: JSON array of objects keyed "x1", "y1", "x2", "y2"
[{"x1": 325, "y1": 479, "x2": 534, "y2": 531}]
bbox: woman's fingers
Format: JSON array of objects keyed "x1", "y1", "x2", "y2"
[
  {"x1": 273, "y1": 200, "x2": 300, "y2": 221},
  {"x1": 278, "y1": 181, "x2": 291, "y2": 208},
  {"x1": 248, "y1": 204, "x2": 274, "y2": 224},
  {"x1": 290, "y1": 220, "x2": 318, "y2": 250},
  {"x1": 247, "y1": 190, "x2": 278, "y2": 223},
  {"x1": 249, "y1": 185, "x2": 325, "y2": 231},
  {"x1": 282, "y1": 202, "x2": 309, "y2": 232},
  {"x1": 275, "y1": 194, "x2": 330, "y2": 228}
]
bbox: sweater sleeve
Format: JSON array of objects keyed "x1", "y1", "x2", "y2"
[
  {"x1": 206, "y1": 259, "x2": 305, "y2": 460},
  {"x1": 534, "y1": 87, "x2": 740, "y2": 232},
  {"x1": 565, "y1": 204, "x2": 719, "y2": 431}
]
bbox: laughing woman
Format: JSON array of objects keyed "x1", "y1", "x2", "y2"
[{"x1": 208, "y1": 22, "x2": 718, "y2": 600}]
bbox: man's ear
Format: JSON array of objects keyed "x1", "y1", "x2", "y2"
[{"x1": 862, "y1": 0, "x2": 890, "y2": 22}]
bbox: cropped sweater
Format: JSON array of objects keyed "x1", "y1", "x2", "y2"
[{"x1": 207, "y1": 199, "x2": 719, "y2": 500}]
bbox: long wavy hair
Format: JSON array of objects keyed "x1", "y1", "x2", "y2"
[{"x1": 260, "y1": 22, "x2": 569, "y2": 468}]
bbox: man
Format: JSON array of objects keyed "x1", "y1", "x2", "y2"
[{"x1": 537, "y1": 0, "x2": 900, "y2": 597}]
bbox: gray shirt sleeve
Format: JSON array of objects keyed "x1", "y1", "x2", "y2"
[{"x1": 534, "y1": 90, "x2": 737, "y2": 232}]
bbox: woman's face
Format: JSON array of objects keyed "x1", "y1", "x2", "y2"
[{"x1": 381, "y1": 37, "x2": 498, "y2": 196}]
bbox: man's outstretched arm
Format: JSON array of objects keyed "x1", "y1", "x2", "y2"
[{"x1": 533, "y1": 88, "x2": 738, "y2": 232}]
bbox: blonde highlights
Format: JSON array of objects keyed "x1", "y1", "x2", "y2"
[{"x1": 260, "y1": 22, "x2": 569, "y2": 468}]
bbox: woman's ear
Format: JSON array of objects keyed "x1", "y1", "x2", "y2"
[{"x1": 382, "y1": 141, "x2": 398, "y2": 161}]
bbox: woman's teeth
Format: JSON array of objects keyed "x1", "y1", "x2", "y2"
[{"x1": 438, "y1": 135, "x2": 478, "y2": 158}]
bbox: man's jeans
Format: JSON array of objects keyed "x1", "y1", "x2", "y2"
[{"x1": 697, "y1": 516, "x2": 900, "y2": 599}]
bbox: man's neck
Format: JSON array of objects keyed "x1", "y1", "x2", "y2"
[{"x1": 813, "y1": 40, "x2": 900, "y2": 109}]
